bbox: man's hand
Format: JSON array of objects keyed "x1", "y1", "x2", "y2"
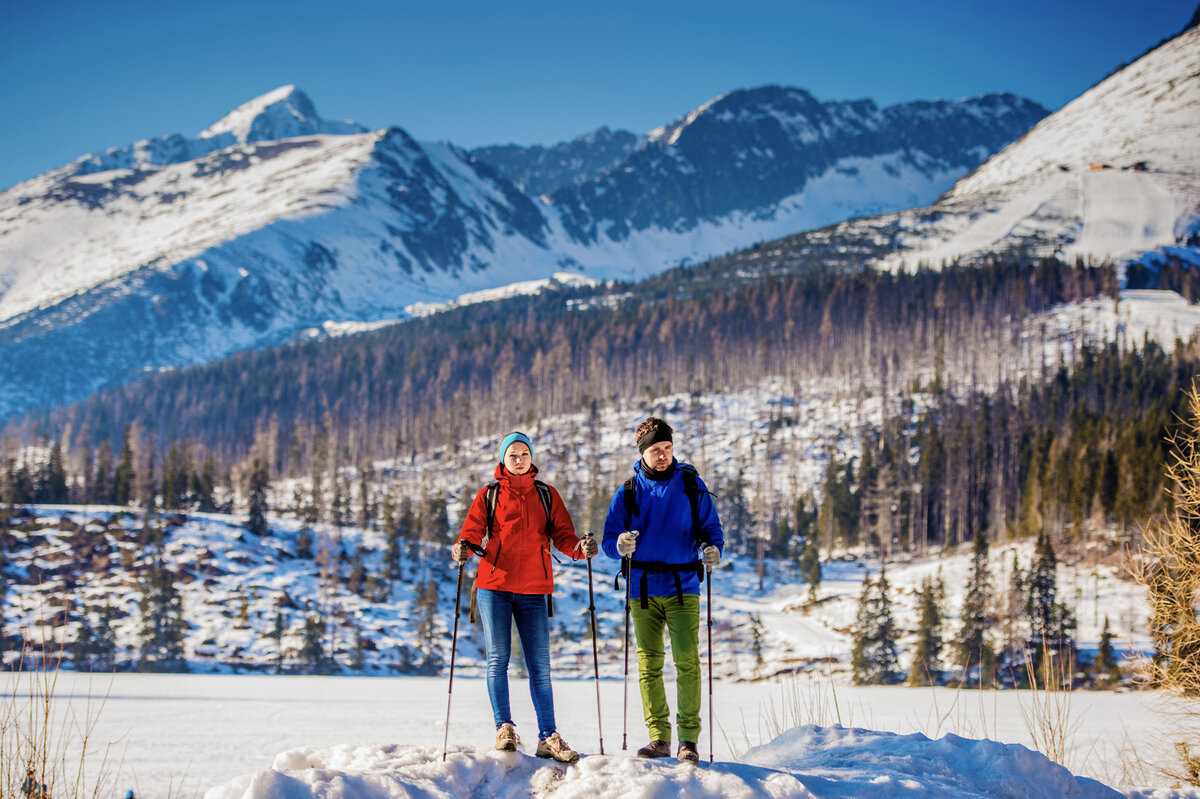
[
  {"x1": 702, "y1": 545, "x2": 720, "y2": 569},
  {"x1": 579, "y1": 534, "x2": 599, "y2": 558},
  {"x1": 617, "y1": 530, "x2": 640, "y2": 557}
]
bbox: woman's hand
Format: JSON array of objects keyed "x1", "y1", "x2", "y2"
[
  {"x1": 578, "y1": 534, "x2": 599, "y2": 558},
  {"x1": 451, "y1": 540, "x2": 471, "y2": 564}
]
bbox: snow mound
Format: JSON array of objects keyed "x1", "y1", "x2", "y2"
[
  {"x1": 744, "y1": 725, "x2": 1122, "y2": 798},
  {"x1": 203, "y1": 725, "x2": 1121, "y2": 799}
]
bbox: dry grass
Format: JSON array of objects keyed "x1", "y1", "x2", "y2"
[
  {"x1": 1015, "y1": 646, "x2": 1084, "y2": 771},
  {"x1": 0, "y1": 638, "x2": 116, "y2": 799},
  {"x1": 722, "y1": 667, "x2": 843, "y2": 757},
  {"x1": 1127, "y1": 382, "x2": 1200, "y2": 785}
]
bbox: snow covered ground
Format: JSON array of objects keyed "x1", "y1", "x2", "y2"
[
  {"x1": 1039, "y1": 289, "x2": 1200, "y2": 352},
  {"x1": 0, "y1": 508, "x2": 1183, "y2": 798},
  {"x1": 9, "y1": 670, "x2": 1198, "y2": 799}
]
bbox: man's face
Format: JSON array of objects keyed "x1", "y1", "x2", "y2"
[{"x1": 642, "y1": 440, "x2": 674, "y2": 472}]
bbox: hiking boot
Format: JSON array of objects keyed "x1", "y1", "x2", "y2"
[
  {"x1": 636, "y1": 739, "x2": 671, "y2": 758},
  {"x1": 535, "y1": 731, "x2": 580, "y2": 763},
  {"x1": 495, "y1": 722, "x2": 520, "y2": 752},
  {"x1": 678, "y1": 741, "x2": 699, "y2": 764}
]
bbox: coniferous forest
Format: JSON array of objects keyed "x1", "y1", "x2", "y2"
[{"x1": 0, "y1": 226, "x2": 1195, "y2": 682}]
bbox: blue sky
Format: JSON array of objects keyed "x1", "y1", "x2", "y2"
[{"x1": 1, "y1": 0, "x2": 1194, "y2": 191}]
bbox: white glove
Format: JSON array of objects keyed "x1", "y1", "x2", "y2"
[
  {"x1": 579, "y1": 535, "x2": 599, "y2": 558},
  {"x1": 451, "y1": 540, "x2": 471, "y2": 564},
  {"x1": 616, "y1": 530, "x2": 639, "y2": 557},
  {"x1": 702, "y1": 545, "x2": 720, "y2": 569}
]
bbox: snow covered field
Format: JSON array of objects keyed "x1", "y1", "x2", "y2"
[
  {"x1": 10, "y1": 670, "x2": 1197, "y2": 798},
  {"x1": 0, "y1": 504, "x2": 1174, "y2": 797}
]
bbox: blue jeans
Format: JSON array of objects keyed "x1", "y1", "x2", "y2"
[{"x1": 475, "y1": 588, "x2": 556, "y2": 739}]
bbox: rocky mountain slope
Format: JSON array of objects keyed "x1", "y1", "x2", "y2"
[
  {"x1": 0, "y1": 83, "x2": 1043, "y2": 418},
  {"x1": 865, "y1": 25, "x2": 1200, "y2": 271}
]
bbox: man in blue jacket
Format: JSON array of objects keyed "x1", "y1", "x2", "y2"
[{"x1": 603, "y1": 416, "x2": 723, "y2": 764}]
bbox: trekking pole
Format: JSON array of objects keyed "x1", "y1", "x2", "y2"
[
  {"x1": 622, "y1": 554, "x2": 632, "y2": 751},
  {"x1": 583, "y1": 532, "x2": 605, "y2": 755},
  {"x1": 706, "y1": 563, "x2": 714, "y2": 763},
  {"x1": 442, "y1": 541, "x2": 485, "y2": 762}
]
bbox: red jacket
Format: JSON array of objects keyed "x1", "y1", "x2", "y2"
[{"x1": 458, "y1": 464, "x2": 581, "y2": 594}]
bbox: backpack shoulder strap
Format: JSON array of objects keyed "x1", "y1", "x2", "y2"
[
  {"x1": 483, "y1": 481, "x2": 500, "y2": 548},
  {"x1": 623, "y1": 476, "x2": 638, "y2": 524},
  {"x1": 534, "y1": 480, "x2": 554, "y2": 535},
  {"x1": 678, "y1": 464, "x2": 711, "y2": 547}
]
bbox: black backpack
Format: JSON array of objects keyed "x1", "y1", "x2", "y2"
[
  {"x1": 483, "y1": 479, "x2": 554, "y2": 549},
  {"x1": 468, "y1": 479, "x2": 556, "y2": 623},
  {"x1": 618, "y1": 463, "x2": 714, "y2": 608}
]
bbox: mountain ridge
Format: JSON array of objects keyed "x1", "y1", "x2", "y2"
[{"x1": 0, "y1": 80, "x2": 1050, "y2": 418}]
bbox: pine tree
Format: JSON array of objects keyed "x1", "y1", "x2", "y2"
[
  {"x1": 270, "y1": 610, "x2": 287, "y2": 673},
  {"x1": 907, "y1": 576, "x2": 944, "y2": 685},
  {"x1": 138, "y1": 550, "x2": 187, "y2": 672},
  {"x1": 192, "y1": 454, "x2": 217, "y2": 513},
  {"x1": 95, "y1": 602, "x2": 117, "y2": 671},
  {"x1": 161, "y1": 441, "x2": 191, "y2": 511},
  {"x1": 38, "y1": 441, "x2": 68, "y2": 503},
  {"x1": 799, "y1": 533, "x2": 821, "y2": 604},
  {"x1": 957, "y1": 528, "x2": 994, "y2": 687},
  {"x1": 425, "y1": 495, "x2": 450, "y2": 546},
  {"x1": 73, "y1": 602, "x2": 96, "y2": 671},
  {"x1": 850, "y1": 568, "x2": 899, "y2": 684},
  {"x1": 413, "y1": 579, "x2": 443, "y2": 675},
  {"x1": 1027, "y1": 529, "x2": 1076, "y2": 687},
  {"x1": 114, "y1": 427, "x2": 136, "y2": 507},
  {"x1": 1098, "y1": 450, "x2": 1119, "y2": 520},
  {"x1": 1091, "y1": 616, "x2": 1121, "y2": 688},
  {"x1": 296, "y1": 527, "x2": 314, "y2": 559},
  {"x1": 91, "y1": 440, "x2": 115, "y2": 505},
  {"x1": 750, "y1": 613, "x2": 765, "y2": 678},
  {"x1": 350, "y1": 624, "x2": 366, "y2": 672},
  {"x1": 817, "y1": 456, "x2": 858, "y2": 552},
  {"x1": 1000, "y1": 551, "x2": 1028, "y2": 679},
  {"x1": 382, "y1": 493, "x2": 401, "y2": 581},
  {"x1": 307, "y1": 424, "x2": 329, "y2": 524},
  {"x1": 358, "y1": 464, "x2": 375, "y2": 530},
  {"x1": 245, "y1": 457, "x2": 270, "y2": 537},
  {"x1": 347, "y1": 547, "x2": 366, "y2": 596},
  {"x1": 1028, "y1": 529, "x2": 1058, "y2": 652},
  {"x1": 300, "y1": 604, "x2": 331, "y2": 674}
]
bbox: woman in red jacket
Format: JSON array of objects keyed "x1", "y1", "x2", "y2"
[{"x1": 452, "y1": 431, "x2": 598, "y2": 763}]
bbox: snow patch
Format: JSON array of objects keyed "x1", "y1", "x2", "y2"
[{"x1": 203, "y1": 727, "x2": 1121, "y2": 799}]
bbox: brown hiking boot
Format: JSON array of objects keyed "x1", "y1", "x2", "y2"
[
  {"x1": 678, "y1": 741, "x2": 700, "y2": 764},
  {"x1": 535, "y1": 731, "x2": 580, "y2": 763},
  {"x1": 495, "y1": 722, "x2": 520, "y2": 752},
  {"x1": 636, "y1": 739, "x2": 671, "y2": 758}
]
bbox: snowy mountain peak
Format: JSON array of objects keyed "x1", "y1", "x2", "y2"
[
  {"x1": 946, "y1": 25, "x2": 1200, "y2": 202},
  {"x1": 869, "y1": 24, "x2": 1200, "y2": 273},
  {"x1": 0, "y1": 79, "x2": 1048, "y2": 419},
  {"x1": 198, "y1": 85, "x2": 366, "y2": 144}
]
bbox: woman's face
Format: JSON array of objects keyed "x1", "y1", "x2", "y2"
[
  {"x1": 504, "y1": 442, "x2": 532, "y2": 475},
  {"x1": 641, "y1": 440, "x2": 674, "y2": 472}
]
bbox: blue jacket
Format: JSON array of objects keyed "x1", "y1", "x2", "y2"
[{"x1": 602, "y1": 459, "x2": 724, "y2": 599}]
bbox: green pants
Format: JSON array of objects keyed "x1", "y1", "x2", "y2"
[{"x1": 631, "y1": 593, "x2": 701, "y2": 744}]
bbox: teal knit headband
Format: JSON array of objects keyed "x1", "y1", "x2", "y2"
[{"x1": 499, "y1": 432, "x2": 533, "y2": 463}]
